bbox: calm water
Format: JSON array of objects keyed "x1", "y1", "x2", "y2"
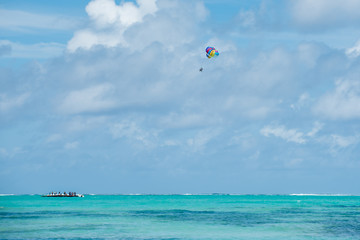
[{"x1": 1, "y1": 194, "x2": 360, "y2": 239}]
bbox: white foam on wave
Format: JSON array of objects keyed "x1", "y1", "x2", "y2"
[
  {"x1": 290, "y1": 193, "x2": 353, "y2": 196},
  {"x1": 0, "y1": 194, "x2": 15, "y2": 196}
]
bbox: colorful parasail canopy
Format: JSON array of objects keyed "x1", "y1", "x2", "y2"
[{"x1": 206, "y1": 46, "x2": 219, "y2": 59}]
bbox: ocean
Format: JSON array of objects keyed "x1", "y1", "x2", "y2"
[{"x1": 0, "y1": 194, "x2": 359, "y2": 239}]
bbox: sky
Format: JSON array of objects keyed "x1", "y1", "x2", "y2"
[{"x1": 1, "y1": 0, "x2": 360, "y2": 195}]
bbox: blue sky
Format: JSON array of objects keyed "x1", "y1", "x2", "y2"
[{"x1": 1, "y1": 0, "x2": 360, "y2": 194}]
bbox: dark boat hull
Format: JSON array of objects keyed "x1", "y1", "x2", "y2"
[{"x1": 42, "y1": 195, "x2": 84, "y2": 197}]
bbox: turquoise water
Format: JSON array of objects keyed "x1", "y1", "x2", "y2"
[{"x1": 1, "y1": 195, "x2": 359, "y2": 239}]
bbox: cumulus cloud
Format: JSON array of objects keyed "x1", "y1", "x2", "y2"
[
  {"x1": 123, "y1": 1, "x2": 207, "y2": 51},
  {"x1": 86, "y1": 0, "x2": 157, "y2": 27},
  {"x1": 3, "y1": 0, "x2": 360, "y2": 193},
  {"x1": 314, "y1": 79, "x2": 360, "y2": 120},
  {"x1": 68, "y1": 0, "x2": 208, "y2": 52},
  {"x1": 68, "y1": 29, "x2": 121, "y2": 52},
  {"x1": 68, "y1": 0, "x2": 158, "y2": 52}
]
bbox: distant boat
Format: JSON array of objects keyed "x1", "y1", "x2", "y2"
[{"x1": 42, "y1": 192, "x2": 84, "y2": 197}]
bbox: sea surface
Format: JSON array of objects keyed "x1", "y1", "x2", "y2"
[{"x1": 1, "y1": 194, "x2": 360, "y2": 239}]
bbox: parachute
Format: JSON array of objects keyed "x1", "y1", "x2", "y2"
[
  {"x1": 200, "y1": 46, "x2": 219, "y2": 72},
  {"x1": 205, "y1": 46, "x2": 219, "y2": 59}
]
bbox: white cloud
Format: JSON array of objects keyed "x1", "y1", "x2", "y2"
[
  {"x1": 3, "y1": 0, "x2": 360, "y2": 193},
  {"x1": 290, "y1": 92, "x2": 310, "y2": 110},
  {"x1": 330, "y1": 134, "x2": 358, "y2": 148},
  {"x1": 307, "y1": 122, "x2": 323, "y2": 137},
  {"x1": 314, "y1": 79, "x2": 360, "y2": 120},
  {"x1": 110, "y1": 120, "x2": 158, "y2": 147},
  {"x1": 317, "y1": 134, "x2": 359, "y2": 153},
  {"x1": 86, "y1": 0, "x2": 157, "y2": 27},
  {"x1": 68, "y1": 29, "x2": 122, "y2": 52},
  {"x1": 186, "y1": 128, "x2": 221, "y2": 152},
  {"x1": 260, "y1": 122, "x2": 323, "y2": 144},
  {"x1": 291, "y1": 0, "x2": 360, "y2": 29},
  {"x1": 261, "y1": 125, "x2": 306, "y2": 144},
  {"x1": 67, "y1": 0, "x2": 208, "y2": 52},
  {"x1": 68, "y1": 0, "x2": 157, "y2": 52},
  {"x1": 0, "y1": 93, "x2": 30, "y2": 112},
  {"x1": 346, "y1": 39, "x2": 360, "y2": 57},
  {"x1": 58, "y1": 83, "x2": 116, "y2": 115}
]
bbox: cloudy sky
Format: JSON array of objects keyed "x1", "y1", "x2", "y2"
[{"x1": 1, "y1": 0, "x2": 360, "y2": 194}]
